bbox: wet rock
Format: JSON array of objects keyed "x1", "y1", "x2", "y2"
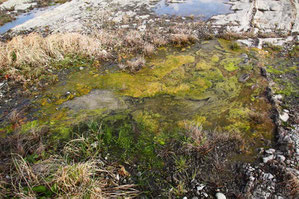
[
  {"x1": 61, "y1": 89, "x2": 127, "y2": 111},
  {"x1": 260, "y1": 67, "x2": 268, "y2": 77},
  {"x1": 215, "y1": 192, "x2": 226, "y2": 199},
  {"x1": 238, "y1": 73, "x2": 250, "y2": 83}
]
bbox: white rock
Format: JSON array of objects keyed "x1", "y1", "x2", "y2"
[
  {"x1": 138, "y1": 25, "x2": 146, "y2": 31},
  {"x1": 216, "y1": 192, "x2": 226, "y2": 199},
  {"x1": 196, "y1": 184, "x2": 205, "y2": 191},
  {"x1": 277, "y1": 155, "x2": 286, "y2": 162},
  {"x1": 273, "y1": 94, "x2": 283, "y2": 101},
  {"x1": 280, "y1": 112, "x2": 289, "y2": 122},
  {"x1": 263, "y1": 155, "x2": 274, "y2": 163},
  {"x1": 265, "y1": 148, "x2": 276, "y2": 154}
]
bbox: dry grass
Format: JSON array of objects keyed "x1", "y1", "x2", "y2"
[
  {"x1": 0, "y1": 32, "x2": 108, "y2": 67},
  {"x1": 183, "y1": 121, "x2": 244, "y2": 154},
  {"x1": 143, "y1": 43, "x2": 155, "y2": 56},
  {"x1": 170, "y1": 33, "x2": 197, "y2": 45},
  {"x1": 6, "y1": 147, "x2": 139, "y2": 198},
  {"x1": 285, "y1": 171, "x2": 299, "y2": 197},
  {"x1": 152, "y1": 36, "x2": 167, "y2": 46},
  {"x1": 119, "y1": 57, "x2": 146, "y2": 72},
  {"x1": 125, "y1": 30, "x2": 143, "y2": 47},
  {"x1": 0, "y1": 33, "x2": 109, "y2": 83}
]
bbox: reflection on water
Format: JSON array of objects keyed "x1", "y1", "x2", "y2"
[{"x1": 154, "y1": 0, "x2": 232, "y2": 19}]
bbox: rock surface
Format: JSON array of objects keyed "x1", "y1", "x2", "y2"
[
  {"x1": 61, "y1": 90, "x2": 127, "y2": 111},
  {"x1": 0, "y1": 0, "x2": 37, "y2": 11},
  {"x1": 9, "y1": 0, "x2": 154, "y2": 33},
  {"x1": 210, "y1": 0, "x2": 299, "y2": 34}
]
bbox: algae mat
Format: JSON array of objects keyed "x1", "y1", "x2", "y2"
[{"x1": 6, "y1": 40, "x2": 276, "y2": 159}]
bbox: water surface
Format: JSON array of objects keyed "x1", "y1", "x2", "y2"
[
  {"x1": 0, "y1": 6, "x2": 57, "y2": 34},
  {"x1": 154, "y1": 0, "x2": 232, "y2": 19}
]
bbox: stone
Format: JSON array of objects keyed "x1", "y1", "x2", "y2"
[
  {"x1": 196, "y1": 184, "x2": 205, "y2": 191},
  {"x1": 265, "y1": 148, "x2": 276, "y2": 154},
  {"x1": 0, "y1": 0, "x2": 36, "y2": 11},
  {"x1": 239, "y1": 73, "x2": 250, "y2": 83},
  {"x1": 279, "y1": 112, "x2": 289, "y2": 122},
  {"x1": 263, "y1": 155, "x2": 274, "y2": 163},
  {"x1": 273, "y1": 94, "x2": 283, "y2": 101},
  {"x1": 277, "y1": 155, "x2": 286, "y2": 162},
  {"x1": 216, "y1": 192, "x2": 226, "y2": 199},
  {"x1": 260, "y1": 67, "x2": 268, "y2": 77}
]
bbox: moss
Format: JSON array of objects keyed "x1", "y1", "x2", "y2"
[
  {"x1": 224, "y1": 107, "x2": 251, "y2": 132},
  {"x1": 191, "y1": 77, "x2": 212, "y2": 91},
  {"x1": 214, "y1": 76, "x2": 241, "y2": 98},
  {"x1": 100, "y1": 55, "x2": 195, "y2": 98},
  {"x1": 132, "y1": 111, "x2": 161, "y2": 133},
  {"x1": 196, "y1": 60, "x2": 211, "y2": 70},
  {"x1": 211, "y1": 55, "x2": 220, "y2": 63},
  {"x1": 266, "y1": 65, "x2": 284, "y2": 75},
  {"x1": 220, "y1": 57, "x2": 241, "y2": 72},
  {"x1": 19, "y1": 120, "x2": 39, "y2": 134},
  {"x1": 218, "y1": 39, "x2": 245, "y2": 54}
]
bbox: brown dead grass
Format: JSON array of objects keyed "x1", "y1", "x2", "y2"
[
  {"x1": 0, "y1": 33, "x2": 108, "y2": 67},
  {"x1": 0, "y1": 33, "x2": 110, "y2": 84},
  {"x1": 143, "y1": 43, "x2": 155, "y2": 56},
  {"x1": 6, "y1": 146, "x2": 139, "y2": 198}
]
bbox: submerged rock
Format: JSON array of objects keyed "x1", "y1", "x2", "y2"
[
  {"x1": 239, "y1": 73, "x2": 250, "y2": 83},
  {"x1": 61, "y1": 89, "x2": 127, "y2": 111}
]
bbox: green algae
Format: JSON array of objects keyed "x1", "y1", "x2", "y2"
[
  {"x1": 100, "y1": 55, "x2": 195, "y2": 98},
  {"x1": 218, "y1": 39, "x2": 245, "y2": 54},
  {"x1": 220, "y1": 57, "x2": 242, "y2": 72},
  {"x1": 132, "y1": 110, "x2": 162, "y2": 133},
  {"x1": 196, "y1": 60, "x2": 211, "y2": 70},
  {"x1": 6, "y1": 40, "x2": 277, "y2": 160}
]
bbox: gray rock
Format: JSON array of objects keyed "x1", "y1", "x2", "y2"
[{"x1": 210, "y1": 0, "x2": 299, "y2": 39}]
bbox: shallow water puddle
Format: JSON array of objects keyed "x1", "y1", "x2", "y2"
[
  {"x1": 31, "y1": 40, "x2": 275, "y2": 158},
  {"x1": 154, "y1": 0, "x2": 232, "y2": 18},
  {"x1": 0, "y1": 5, "x2": 57, "y2": 34}
]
